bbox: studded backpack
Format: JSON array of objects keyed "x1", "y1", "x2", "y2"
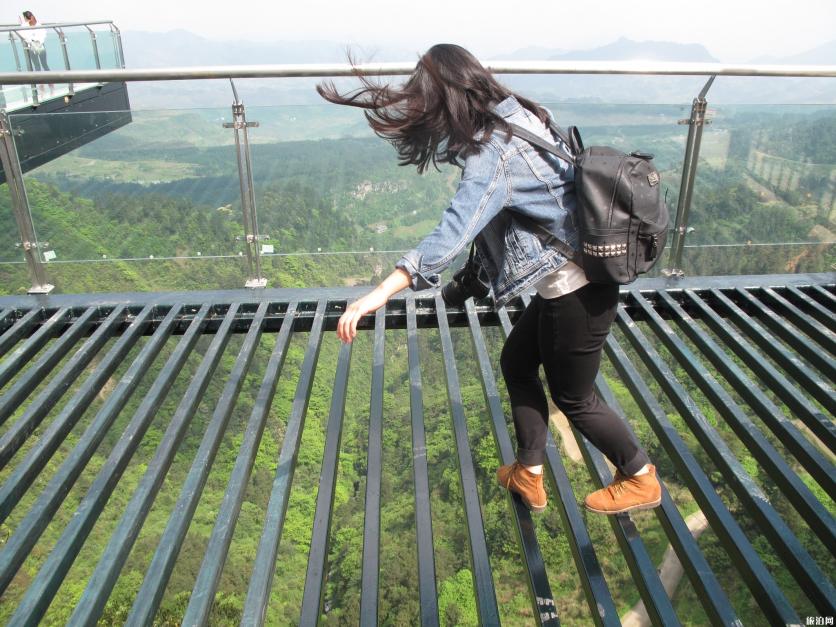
[{"x1": 509, "y1": 121, "x2": 670, "y2": 284}]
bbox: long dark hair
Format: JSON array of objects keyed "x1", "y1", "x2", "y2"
[{"x1": 317, "y1": 44, "x2": 549, "y2": 173}]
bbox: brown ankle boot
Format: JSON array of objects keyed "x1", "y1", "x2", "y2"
[
  {"x1": 496, "y1": 462, "x2": 547, "y2": 513},
  {"x1": 584, "y1": 465, "x2": 661, "y2": 515}
]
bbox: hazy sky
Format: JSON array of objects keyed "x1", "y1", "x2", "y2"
[{"x1": 9, "y1": 0, "x2": 836, "y2": 62}]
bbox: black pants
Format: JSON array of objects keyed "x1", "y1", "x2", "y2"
[{"x1": 500, "y1": 283, "x2": 650, "y2": 475}]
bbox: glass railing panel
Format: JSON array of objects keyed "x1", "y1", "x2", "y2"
[
  {"x1": 59, "y1": 27, "x2": 100, "y2": 71},
  {"x1": 0, "y1": 33, "x2": 23, "y2": 72},
  {"x1": 0, "y1": 98, "x2": 695, "y2": 292},
  {"x1": 0, "y1": 34, "x2": 32, "y2": 111},
  {"x1": 92, "y1": 26, "x2": 121, "y2": 70},
  {"x1": 243, "y1": 100, "x2": 688, "y2": 284},
  {"x1": 4, "y1": 106, "x2": 242, "y2": 291},
  {"x1": 2, "y1": 82, "x2": 834, "y2": 293},
  {"x1": 685, "y1": 104, "x2": 836, "y2": 275}
]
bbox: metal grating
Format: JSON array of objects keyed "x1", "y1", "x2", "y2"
[{"x1": 0, "y1": 272, "x2": 832, "y2": 626}]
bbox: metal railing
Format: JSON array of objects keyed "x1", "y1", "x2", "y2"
[
  {"x1": 0, "y1": 61, "x2": 834, "y2": 293},
  {"x1": 1, "y1": 20, "x2": 125, "y2": 109}
]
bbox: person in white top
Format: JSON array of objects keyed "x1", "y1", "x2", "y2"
[{"x1": 18, "y1": 11, "x2": 53, "y2": 93}]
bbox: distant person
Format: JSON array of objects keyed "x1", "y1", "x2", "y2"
[
  {"x1": 320, "y1": 44, "x2": 662, "y2": 516},
  {"x1": 18, "y1": 10, "x2": 53, "y2": 94}
]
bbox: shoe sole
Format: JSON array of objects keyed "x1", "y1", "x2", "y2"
[
  {"x1": 497, "y1": 477, "x2": 547, "y2": 514},
  {"x1": 583, "y1": 497, "x2": 662, "y2": 515},
  {"x1": 528, "y1": 502, "x2": 547, "y2": 514}
]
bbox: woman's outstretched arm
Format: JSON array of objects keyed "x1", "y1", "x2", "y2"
[{"x1": 336, "y1": 267, "x2": 411, "y2": 343}]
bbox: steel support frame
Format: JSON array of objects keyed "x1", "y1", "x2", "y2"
[
  {"x1": 664, "y1": 75, "x2": 716, "y2": 277},
  {"x1": 224, "y1": 80, "x2": 266, "y2": 288},
  {"x1": 0, "y1": 110, "x2": 53, "y2": 294}
]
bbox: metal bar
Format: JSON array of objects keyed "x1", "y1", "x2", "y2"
[
  {"x1": 0, "y1": 272, "x2": 826, "y2": 312},
  {"x1": 692, "y1": 289, "x2": 836, "y2": 453},
  {"x1": 0, "y1": 308, "x2": 43, "y2": 359},
  {"x1": 405, "y1": 296, "x2": 439, "y2": 627},
  {"x1": 498, "y1": 299, "x2": 620, "y2": 627},
  {"x1": 757, "y1": 287, "x2": 836, "y2": 356},
  {"x1": 9, "y1": 31, "x2": 22, "y2": 73},
  {"x1": 0, "y1": 306, "x2": 124, "y2": 468},
  {"x1": 71, "y1": 304, "x2": 240, "y2": 626},
  {"x1": 299, "y1": 339, "x2": 353, "y2": 625},
  {"x1": 54, "y1": 27, "x2": 73, "y2": 96},
  {"x1": 593, "y1": 373, "x2": 740, "y2": 627},
  {"x1": 640, "y1": 291, "x2": 836, "y2": 555},
  {"x1": 183, "y1": 303, "x2": 296, "y2": 626},
  {"x1": 227, "y1": 86, "x2": 265, "y2": 288},
  {"x1": 360, "y1": 307, "x2": 385, "y2": 627},
  {"x1": 616, "y1": 304, "x2": 836, "y2": 615},
  {"x1": 786, "y1": 286, "x2": 836, "y2": 332},
  {"x1": 240, "y1": 300, "x2": 327, "y2": 626},
  {"x1": 603, "y1": 331, "x2": 801, "y2": 625},
  {"x1": 0, "y1": 309, "x2": 17, "y2": 337},
  {"x1": 112, "y1": 24, "x2": 125, "y2": 68},
  {"x1": 0, "y1": 111, "x2": 51, "y2": 293},
  {"x1": 464, "y1": 300, "x2": 557, "y2": 626},
  {"x1": 0, "y1": 21, "x2": 116, "y2": 33},
  {"x1": 0, "y1": 306, "x2": 98, "y2": 425},
  {"x1": 127, "y1": 301, "x2": 269, "y2": 626},
  {"x1": 0, "y1": 305, "x2": 148, "y2": 513},
  {"x1": 0, "y1": 306, "x2": 71, "y2": 391},
  {"x1": 84, "y1": 25, "x2": 101, "y2": 70},
  {"x1": 658, "y1": 291, "x2": 835, "y2": 501},
  {"x1": 808, "y1": 285, "x2": 836, "y2": 312},
  {"x1": 2, "y1": 61, "x2": 836, "y2": 84},
  {"x1": 241, "y1": 100, "x2": 264, "y2": 286},
  {"x1": 0, "y1": 304, "x2": 178, "y2": 596},
  {"x1": 727, "y1": 287, "x2": 835, "y2": 407},
  {"x1": 13, "y1": 34, "x2": 39, "y2": 105},
  {"x1": 434, "y1": 294, "x2": 500, "y2": 625},
  {"x1": 665, "y1": 75, "x2": 714, "y2": 276},
  {"x1": 9, "y1": 304, "x2": 210, "y2": 626}
]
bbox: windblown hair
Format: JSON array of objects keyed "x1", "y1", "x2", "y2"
[{"x1": 317, "y1": 43, "x2": 550, "y2": 173}]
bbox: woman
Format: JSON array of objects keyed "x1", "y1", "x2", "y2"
[
  {"x1": 18, "y1": 11, "x2": 53, "y2": 94},
  {"x1": 319, "y1": 44, "x2": 661, "y2": 515}
]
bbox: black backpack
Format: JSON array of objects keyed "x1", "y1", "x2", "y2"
[{"x1": 509, "y1": 121, "x2": 670, "y2": 284}]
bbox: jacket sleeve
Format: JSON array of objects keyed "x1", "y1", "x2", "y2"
[{"x1": 396, "y1": 143, "x2": 508, "y2": 291}]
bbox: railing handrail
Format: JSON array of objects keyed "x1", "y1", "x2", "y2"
[
  {"x1": 0, "y1": 20, "x2": 116, "y2": 33},
  {"x1": 1, "y1": 60, "x2": 836, "y2": 84}
]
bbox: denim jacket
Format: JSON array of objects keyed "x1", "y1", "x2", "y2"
[{"x1": 395, "y1": 95, "x2": 580, "y2": 307}]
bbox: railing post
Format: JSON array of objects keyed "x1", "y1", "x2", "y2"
[
  {"x1": 54, "y1": 27, "x2": 73, "y2": 96},
  {"x1": 224, "y1": 80, "x2": 267, "y2": 288},
  {"x1": 109, "y1": 24, "x2": 126, "y2": 69},
  {"x1": 85, "y1": 25, "x2": 101, "y2": 70},
  {"x1": 0, "y1": 110, "x2": 54, "y2": 294},
  {"x1": 664, "y1": 75, "x2": 715, "y2": 277},
  {"x1": 13, "y1": 33, "x2": 38, "y2": 106}
]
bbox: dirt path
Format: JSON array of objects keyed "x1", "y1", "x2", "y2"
[
  {"x1": 620, "y1": 510, "x2": 710, "y2": 627},
  {"x1": 549, "y1": 400, "x2": 583, "y2": 463}
]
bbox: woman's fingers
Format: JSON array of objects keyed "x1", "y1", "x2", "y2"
[{"x1": 337, "y1": 303, "x2": 362, "y2": 343}]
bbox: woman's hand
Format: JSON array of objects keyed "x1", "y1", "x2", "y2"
[{"x1": 337, "y1": 268, "x2": 411, "y2": 343}]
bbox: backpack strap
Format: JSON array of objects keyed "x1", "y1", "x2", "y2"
[
  {"x1": 506, "y1": 122, "x2": 583, "y2": 264},
  {"x1": 546, "y1": 120, "x2": 584, "y2": 155},
  {"x1": 508, "y1": 122, "x2": 577, "y2": 166}
]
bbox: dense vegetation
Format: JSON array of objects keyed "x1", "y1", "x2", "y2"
[{"x1": 0, "y1": 104, "x2": 832, "y2": 625}]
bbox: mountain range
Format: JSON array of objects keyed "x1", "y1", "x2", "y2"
[{"x1": 119, "y1": 32, "x2": 836, "y2": 108}]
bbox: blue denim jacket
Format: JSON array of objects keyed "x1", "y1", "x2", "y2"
[{"x1": 395, "y1": 95, "x2": 580, "y2": 307}]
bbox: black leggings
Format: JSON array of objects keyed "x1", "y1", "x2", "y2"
[{"x1": 500, "y1": 283, "x2": 649, "y2": 475}]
